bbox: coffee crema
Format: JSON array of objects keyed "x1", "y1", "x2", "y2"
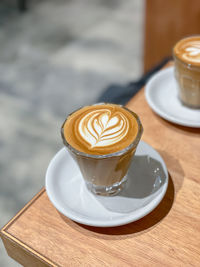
[
  {"x1": 63, "y1": 104, "x2": 139, "y2": 155},
  {"x1": 174, "y1": 36, "x2": 200, "y2": 66}
]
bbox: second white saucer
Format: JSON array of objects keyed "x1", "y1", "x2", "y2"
[{"x1": 145, "y1": 66, "x2": 200, "y2": 128}]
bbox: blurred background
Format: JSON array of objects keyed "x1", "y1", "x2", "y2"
[{"x1": 0, "y1": 0, "x2": 144, "y2": 265}]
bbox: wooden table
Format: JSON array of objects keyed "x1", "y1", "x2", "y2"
[{"x1": 1, "y1": 64, "x2": 200, "y2": 266}]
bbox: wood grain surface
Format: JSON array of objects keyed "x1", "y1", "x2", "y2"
[{"x1": 1, "y1": 64, "x2": 200, "y2": 266}]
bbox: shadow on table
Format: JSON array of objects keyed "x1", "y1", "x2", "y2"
[{"x1": 60, "y1": 174, "x2": 174, "y2": 240}]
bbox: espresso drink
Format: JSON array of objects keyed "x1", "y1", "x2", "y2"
[
  {"x1": 173, "y1": 36, "x2": 200, "y2": 108},
  {"x1": 61, "y1": 103, "x2": 143, "y2": 195},
  {"x1": 63, "y1": 104, "x2": 139, "y2": 155}
]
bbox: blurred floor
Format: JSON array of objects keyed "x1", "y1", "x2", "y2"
[{"x1": 0, "y1": 0, "x2": 144, "y2": 265}]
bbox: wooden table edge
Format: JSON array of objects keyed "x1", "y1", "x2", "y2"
[
  {"x1": 1, "y1": 188, "x2": 45, "y2": 233},
  {"x1": 0, "y1": 187, "x2": 57, "y2": 267}
]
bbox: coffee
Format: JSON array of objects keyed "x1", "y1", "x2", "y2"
[
  {"x1": 61, "y1": 103, "x2": 143, "y2": 196},
  {"x1": 63, "y1": 104, "x2": 138, "y2": 155},
  {"x1": 173, "y1": 36, "x2": 200, "y2": 108},
  {"x1": 174, "y1": 36, "x2": 200, "y2": 65}
]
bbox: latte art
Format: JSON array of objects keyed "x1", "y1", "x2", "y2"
[
  {"x1": 185, "y1": 46, "x2": 200, "y2": 56},
  {"x1": 174, "y1": 36, "x2": 200, "y2": 65},
  {"x1": 182, "y1": 43, "x2": 200, "y2": 62},
  {"x1": 79, "y1": 109, "x2": 129, "y2": 148},
  {"x1": 63, "y1": 104, "x2": 139, "y2": 155}
]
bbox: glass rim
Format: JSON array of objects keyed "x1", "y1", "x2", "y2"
[
  {"x1": 173, "y1": 35, "x2": 200, "y2": 68},
  {"x1": 61, "y1": 103, "x2": 143, "y2": 159},
  {"x1": 173, "y1": 54, "x2": 200, "y2": 71}
]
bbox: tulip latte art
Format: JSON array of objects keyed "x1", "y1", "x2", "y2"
[
  {"x1": 63, "y1": 104, "x2": 139, "y2": 155},
  {"x1": 174, "y1": 36, "x2": 200, "y2": 66},
  {"x1": 79, "y1": 109, "x2": 129, "y2": 148}
]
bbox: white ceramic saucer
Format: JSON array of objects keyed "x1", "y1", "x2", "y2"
[
  {"x1": 145, "y1": 66, "x2": 200, "y2": 128},
  {"x1": 45, "y1": 141, "x2": 168, "y2": 227}
]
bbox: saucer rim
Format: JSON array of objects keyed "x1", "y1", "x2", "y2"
[
  {"x1": 45, "y1": 141, "x2": 169, "y2": 227},
  {"x1": 145, "y1": 66, "x2": 200, "y2": 128}
]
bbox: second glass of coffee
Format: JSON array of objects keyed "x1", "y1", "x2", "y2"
[
  {"x1": 173, "y1": 35, "x2": 200, "y2": 108},
  {"x1": 61, "y1": 103, "x2": 143, "y2": 196}
]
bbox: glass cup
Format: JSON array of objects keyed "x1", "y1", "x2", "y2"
[
  {"x1": 61, "y1": 104, "x2": 143, "y2": 196},
  {"x1": 173, "y1": 36, "x2": 200, "y2": 108}
]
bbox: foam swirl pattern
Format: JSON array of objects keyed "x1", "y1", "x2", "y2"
[
  {"x1": 183, "y1": 42, "x2": 200, "y2": 62},
  {"x1": 174, "y1": 36, "x2": 200, "y2": 66},
  {"x1": 63, "y1": 104, "x2": 139, "y2": 155},
  {"x1": 79, "y1": 109, "x2": 129, "y2": 148}
]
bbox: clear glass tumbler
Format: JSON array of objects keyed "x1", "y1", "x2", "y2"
[
  {"x1": 61, "y1": 105, "x2": 143, "y2": 196},
  {"x1": 173, "y1": 37, "x2": 200, "y2": 108}
]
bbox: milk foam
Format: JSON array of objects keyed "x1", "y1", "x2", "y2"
[
  {"x1": 78, "y1": 109, "x2": 129, "y2": 148},
  {"x1": 182, "y1": 42, "x2": 200, "y2": 62}
]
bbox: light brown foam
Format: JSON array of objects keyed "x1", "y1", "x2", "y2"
[
  {"x1": 174, "y1": 36, "x2": 200, "y2": 66},
  {"x1": 63, "y1": 104, "x2": 139, "y2": 155}
]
